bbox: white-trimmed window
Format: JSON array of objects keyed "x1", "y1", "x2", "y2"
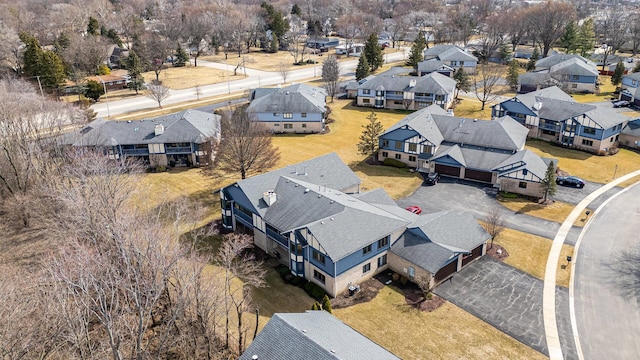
[
  {"x1": 362, "y1": 263, "x2": 371, "y2": 273},
  {"x1": 313, "y1": 270, "x2": 326, "y2": 284},
  {"x1": 283, "y1": 112, "x2": 293, "y2": 119}
]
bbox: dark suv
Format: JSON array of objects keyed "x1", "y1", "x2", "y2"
[
  {"x1": 424, "y1": 172, "x2": 440, "y2": 185},
  {"x1": 556, "y1": 176, "x2": 585, "y2": 188}
]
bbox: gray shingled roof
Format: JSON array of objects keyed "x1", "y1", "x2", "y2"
[
  {"x1": 423, "y1": 44, "x2": 477, "y2": 62},
  {"x1": 536, "y1": 54, "x2": 595, "y2": 69},
  {"x1": 622, "y1": 119, "x2": 640, "y2": 137},
  {"x1": 518, "y1": 72, "x2": 561, "y2": 86},
  {"x1": 493, "y1": 149, "x2": 549, "y2": 180},
  {"x1": 382, "y1": 105, "x2": 446, "y2": 146},
  {"x1": 358, "y1": 73, "x2": 455, "y2": 95},
  {"x1": 391, "y1": 232, "x2": 455, "y2": 274},
  {"x1": 515, "y1": 86, "x2": 574, "y2": 108},
  {"x1": 232, "y1": 153, "x2": 361, "y2": 216},
  {"x1": 351, "y1": 188, "x2": 396, "y2": 206},
  {"x1": 247, "y1": 83, "x2": 327, "y2": 114},
  {"x1": 431, "y1": 144, "x2": 516, "y2": 171},
  {"x1": 70, "y1": 110, "x2": 221, "y2": 147},
  {"x1": 582, "y1": 106, "x2": 630, "y2": 130},
  {"x1": 536, "y1": 98, "x2": 596, "y2": 121},
  {"x1": 417, "y1": 60, "x2": 454, "y2": 73},
  {"x1": 623, "y1": 72, "x2": 640, "y2": 82},
  {"x1": 431, "y1": 115, "x2": 528, "y2": 151},
  {"x1": 424, "y1": 44, "x2": 460, "y2": 58},
  {"x1": 549, "y1": 58, "x2": 599, "y2": 77},
  {"x1": 239, "y1": 311, "x2": 400, "y2": 360}
]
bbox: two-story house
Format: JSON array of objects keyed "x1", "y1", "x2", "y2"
[
  {"x1": 247, "y1": 83, "x2": 327, "y2": 134},
  {"x1": 493, "y1": 86, "x2": 629, "y2": 154},
  {"x1": 421, "y1": 44, "x2": 478, "y2": 74},
  {"x1": 378, "y1": 105, "x2": 552, "y2": 198},
  {"x1": 68, "y1": 109, "x2": 221, "y2": 167},
  {"x1": 619, "y1": 72, "x2": 640, "y2": 106},
  {"x1": 220, "y1": 153, "x2": 489, "y2": 296},
  {"x1": 356, "y1": 72, "x2": 456, "y2": 111},
  {"x1": 519, "y1": 54, "x2": 599, "y2": 93}
]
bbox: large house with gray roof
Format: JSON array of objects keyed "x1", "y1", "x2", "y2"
[
  {"x1": 220, "y1": 153, "x2": 489, "y2": 297},
  {"x1": 421, "y1": 44, "x2": 478, "y2": 74},
  {"x1": 67, "y1": 109, "x2": 221, "y2": 167},
  {"x1": 355, "y1": 72, "x2": 456, "y2": 110},
  {"x1": 519, "y1": 54, "x2": 599, "y2": 93},
  {"x1": 619, "y1": 72, "x2": 640, "y2": 106},
  {"x1": 240, "y1": 311, "x2": 400, "y2": 360},
  {"x1": 378, "y1": 105, "x2": 551, "y2": 198},
  {"x1": 492, "y1": 86, "x2": 629, "y2": 154},
  {"x1": 247, "y1": 83, "x2": 327, "y2": 134}
]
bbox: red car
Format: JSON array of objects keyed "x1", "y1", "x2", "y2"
[{"x1": 406, "y1": 205, "x2": 422, "y2": 215}]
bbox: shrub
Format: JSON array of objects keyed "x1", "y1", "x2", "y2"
[
  {"x1": 426, "y1": 292, "x2": 433, "y2": 300},
  {"x1": 291, "y1": 276, "x2": 303, "y2": 286},
  {"x1": 499, "y1": 191, "x2": 519, "y2": 199},
  {"x1": 383, "y1": 158, "x2": 407, "y2": 168},
  {"x1": 304, "y1": 281, "x2": 326, "y2": 300},
  {"x1": 321, "y1": 295, "x2": 332, "y2": 313},
  {"x1": 400, "y1": 276, "x2": 408, "y2": 285},
  {"x1": 276, "y1": 265, "x2": 290, "y2": 277},
  {"x1": 392, "y1": 273, "x2": 400, "y2": 281}
]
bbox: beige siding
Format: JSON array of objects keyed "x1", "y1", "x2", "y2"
[
  {"x1": 620, "y1": 133, "x2": 640, "y2": 149},
  {"x1": 357, "y1": 97, "x2": 376, "y2": 107},
  {"x1": 333, "y1": 256, "x2": 388, "y2": 297},
  {"x1": 257, "y1": 121, "x2": 324, "y2": 134},
  {"x1": 499, "y1": 178, "x2": 545, "y2": 198},
  {"x1": 387, "y1": 252, "x2": 435, "y2": 290},
  {"x1": 378, "y1": 149, "x2": 419, "y2": 167}
]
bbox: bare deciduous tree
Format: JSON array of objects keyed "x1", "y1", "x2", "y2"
[
  {"x1": 472, "y1": 63, "x2": 503, "y2": 110},
  {"x1": 322, "y1": 57, "x2": 340, "y2": 102},
  {"x1": 596, "y1": 9, "x2": 630, "y2": 72},
  {"x1": 526, "y1": 2, "x2": 576, "y2": 57},
  {"x1": 277, "y1": 62, "x2": 290, "y2": 84},
  {"x1": 146, "y1": 83, "x2": 171, "y2": 108},
  {"x1": 210, "y1": 105, "x2": 280, "y2": 179},
  {"x1": 483, "y1": 205, "x2": 505, "y2": 249}
]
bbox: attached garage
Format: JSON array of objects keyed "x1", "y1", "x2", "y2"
[
  {"x1": 434, "y1": 258, "x2": 459, "y2": 283},
  {"x1": 464, "y1": 168, "x2": 493, "y2": 183},
  {"x1": 435, "y1": 163, "x2": 461, "y2": 177},
  {"x1": 462, "y1": 244, "x2": 484, "y2": 267},
  {"x1": 620, "y1": 92, "x2": 633, "y2": 102}
]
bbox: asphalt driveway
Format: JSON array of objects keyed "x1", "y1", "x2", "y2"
[
  {"x1": 396, "y1": 177, "x2": 583, "y2": 243},
  {"x1": 434, "y1": 257, "x2": 577, "y2": 359}
]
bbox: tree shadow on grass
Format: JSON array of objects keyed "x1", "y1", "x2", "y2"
[
  {"x1": 526, "y1": 139, "x2": 592, "y2": 161},
  {"x1": 350, "y1": 158, "x2": 423, "y2": 179}
]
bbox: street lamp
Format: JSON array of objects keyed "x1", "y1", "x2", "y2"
[
  {"x1": 224, "y1": 43, "x2": 231, "y2": 94},
  {"x1": 96, "y1": 75, "x2": 111, "y2": 118}
]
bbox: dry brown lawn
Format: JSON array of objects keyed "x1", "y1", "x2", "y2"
[
  {"x1": 142, "y1": 65, "x2": 244, "y2": 90},
  {"x1": 526, "y1": 139, "x2": 640, "y2": 184},
  {"x1": 490, "y1": 227, "x2": 573, "y2": 288},
  {"x1": 571, "y1": 75, "x2": 617, "y2": 103},
  {"x1": 498, "y1": 197, "x2": 592, "y2": 228},
  {"x1": 333, "y1": 287, "x2": 547, "y2": 359},
  {"x1": 452, "y1": 97, "x2": 494, "y2": 120}
]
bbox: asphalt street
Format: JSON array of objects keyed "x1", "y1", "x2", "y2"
[{"x1": 573, "y1": 183, "x2": 640, "y2": 360}]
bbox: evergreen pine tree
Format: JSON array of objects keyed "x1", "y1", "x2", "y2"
[
  {"x1": 498, "y1": 44, "x2": 512, "y2": 65},
  {"x1": 406, "y1": 31, "x2": 426, "y2": 70},
  {"x1": 355, "y1": 53, "x2": 370, "y2": 81},
  {"x1": 526, "y1": 47, "x2": 540, "y2": 71},
  {"x1": 174, "y1": 45, "x2": 189, "y2": 67},
  {"x1": 541, "y1": 161, "x2": 557, "y2": 202},
  {"x1": 357, "y1": 111, "x2": 383, "y2": 157},
  {"x1": 124, "y1": 51, "x2": 145, "y2": 94},
  {"x1": 364, "y1": 33, "x2": 384, "y2": 71},
  {"x1": 506, "y1": 59, "x2": 520, "y2": 90},
  {"x1": 321, "y1": 295, "x2": 332, "y2": 314},
  {"x1": 311, "y1": 302, "x2": 321, "y2": 310},
  {"x1": 611, "y1": 61, "x2": 625, "y2": 86},
  {"x1": 453, "y1": 67, "x2": 471, "y2": 99},
  {"x1": 87, "y1": 16, "x2": 100, "y2": 36},
  {"x1": 560, "y1": 21, "x2": 578, "y2": 54},
  {"x1": 577, "y1": 18, "x2": 596, "y2": 57},
  {"x1": 269, "y1": 37, "x2": 279, "y2": 54},
  {"x1": 84, "y1": 80, "x2": 105, "y2": 101}
]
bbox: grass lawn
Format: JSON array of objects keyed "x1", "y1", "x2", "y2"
[
  {"x1": 452, "y1": 97, "x2": 494, "y2": 120},
  {"x1": 491, "y1": 227, "x2": 574, "y2": 288},
  {"x1": 498, "y1": 197, "x2": 592, "y2": 228},
  {"x1": 142, "y1": 65, "x2": 244, "y2": 90},
  {"x1": 526, "y1": 139, "x2": 640, "y2": 184},
  {"x1": 571, "y1": 75, "x2": 616, "y2": 103},
  {"x1": 333, "y1": 287, "x2": 547, "y2": 359}
]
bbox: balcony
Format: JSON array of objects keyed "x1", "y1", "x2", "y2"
[
  {"x1": 165, "y1": 146, "x2": 192, "y2": 154},
  {"x1": 414, "y1": 95, "x2": 433, "y2": 101},
  {"x1": 122, "y1": 148, "x2": 149, "y2": 156},
  {"x1": 539, "y1": 123, "x2": 561, "y2": 132},
  {"x1": 267, "y1": 227, "x2": 288, "y2": 246},
  {"x1": 234, "y1": 210, "x2": 252, "y2": 226},
  {"x1": 385, "y1": 93, "x2": 403, "y2": 100}
]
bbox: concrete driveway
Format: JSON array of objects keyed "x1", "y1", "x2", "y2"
[
  {"x1": 396, "y1": 177, "x2": 582, "y2": 243},
  {"x1": 434, "y1": 257, "x2": 577, "y2": 359}
]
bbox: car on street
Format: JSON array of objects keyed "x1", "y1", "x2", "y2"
[
  {"x1": 405, "y1": 205, "x2": 422, "y2": 214},
  {"x1": 556, "y1": 175, "x2": 586, "y2": 188},
  {"x1": 424, "y1": 172, "x2": 441, "y2": 185},
  {"x1": 613, "y1": 100, "x2": 630, "y2": 108}
]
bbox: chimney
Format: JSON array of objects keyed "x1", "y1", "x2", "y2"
[
  {"x1": 154, "y1": 124, "x2": 165, "y2": 136},
  {"x1": 262, "y1": 191, "x2": 277, "y2": 206},
  {"x1": 409, "y1": 79, "x2": 417, "y2": 87}
]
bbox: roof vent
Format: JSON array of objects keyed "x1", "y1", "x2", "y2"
[
  {"x1": 263, "y1": 191, "x2": 277, "y2": 206},
  {"x1": 252, "y1": 356, "x2": 258, "y2": 360},
  {"x1": 154, "y1": 124, "x2": 165, "y2": 136},
  {"x1": 286, "y1": 91, "x2": 290, "y2": 95},
  {"x1": 533, "y1": 101, "x2": 543, "y2": 111},
  {"x1": 127, "y1": 120, "x2": 132, "y2": 123},
  {"x1": 409, "y1": 79, "x2": 417, "y2": 87},
  {"x1": 473, "y1": 119, "x2": 478, "y2": 122},
  {"x1": 304, "y1": 188, "x2": 310, "y2": 193},
  {"x1": 302, "y1": 329, "x2": 307, "y2": 333}
]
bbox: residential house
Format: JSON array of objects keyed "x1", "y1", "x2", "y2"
[
  {"x1": 335, "y1": 43, "x2": 365, "y2": 56},
  {"x1": 521, "y1": 54, "x2": 599, "y2": 93},
  {"x1": 106, "y1": 45, "x2": 130, "y2": 68},
  {"x1": 421, "y1": 44, "x2": 478, "y2": 74},
  {"x1": 306, "y1": 37, "x2": 340, "y2": 50},
  {"x1": 239, "y1": 311, "x2": 400, "y2": 360},
  {"x1": 63, "y1": 70, "x2": 130, "y2": 94},
  {"x1": 67, "y1": 109, "x2": 221, "y2": 167},
  {"x1": 417, "y1": 60, "x2": 455, "y2": 77},
  {"x1": 220, "y1": 153, "x2": 489, "y2": 297},
  {"x1": 248, "y1": 83, "x2": 327, "y2": 133},
  {"x1": 619, "y1": 72, "x2": 640, "y2": 106},
  {"x1": 619, "y1": 119, "x2": 640, "y2": 149},
  {"x1": 356, "y1": 72, "x2": 456, "y2": 110},
  {"x1": 492, "y1": 86, "x2": 629, "y2": 154},
  {"x1": 378, "y1": 105, "x2": 552, "y2": 198}
]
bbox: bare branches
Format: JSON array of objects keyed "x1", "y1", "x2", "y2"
[
  {"x1": 483, "y1": 205, "x2": 505, "y2": 249},
  {"x1": 472, "y1": 63, "x2": 504, "y2": 111},
  {"x1": 146, "y1": 83, "x2": 170, "y2": 109}
]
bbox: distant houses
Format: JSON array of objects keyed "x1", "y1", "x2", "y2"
[
  {"x1": 220, "y1": 153, "x2": 490, "y2": 297},
  {"x1": 378, "y1": 105, "x2": 551, "y2": 198},
  {"x1": 355, "y1": 72, "x2": 456, "y2": 111},
  {"x1": 519, "y1": 54, "x2": 599, "y2": 94},
  {"x1": 67, "y1": 109, "x2": 221, "y2": 167},
  {"x1": 619, "y1": 72, "x2": 640, "y2": 106},
  {"x1": 421, "y1": 44, "x2": 478, "y2": 74},
  {"x1": 493, "y1": 86, "x2": 628, "y2": 154},
  {"x1": 248, "y1": 83, "x2": 327, "y2": 134}
]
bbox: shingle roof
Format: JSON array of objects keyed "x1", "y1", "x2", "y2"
[
  {"x1": 423, "y1": 44, "x2": 477, "y2": 62},
  {"x1": 351, "y1": 188, "x2": 396, "y2": 206},
  {"x1": 247, "y1": 83, "x2": 327, "y2": 114},
  {"x1": 70, "y1": 110, "x2": 221, "y2": 147},
  {"x1": 358, "y1": 73, "x2": 455, "y2": 95},
  {"x1": 417, "y1": 60, "x2": 454, "y2": 73},
  {"x1": 514, "y1": 86, "x2": 574, "y2": 108},
  {"x1": 622, "y1": 119, "x2": 640, "y2": 137},
  {"x1": 493, "y1": 149, "x2": 549, "y2": 180},
  {"x1": 381, "y1": 105, "x2": 446, "y2": 145},
  {"x1": 431, "y1": 143, "x2": 515, "y2": 171},
  {"x1": 536, "y1": 54, "x2": 595, "y2": 69},
  {"x1": 582, "y1": 106, "x2": 629, "y2": 129},
  {"x1": 391, "y1": 232, "x2": 455, "y2": 274},
  {"x1": 431, "y1": 115, "x2": 528, "y2": 151},
  {"x1": 518, "y1": 72, "x2": 560, "y2": 86},
  {"x1": 623, "y1": 72, "x2": 640, "y2": 81},
  {"x1": 536, "y1": 98, "x2": 596, "y2": 121},
  {"x1": 239, "y1": 311, "x2": 400, "y2": 360},
  {"x1": 549, "y1": 58, "x2": 599, "y2": 77},
  {"x1": 231, "y1": 153, "x2": 361, "y2": 216}
]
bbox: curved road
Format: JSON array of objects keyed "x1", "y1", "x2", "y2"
[{"x1": 573, "y1": 183, "x2": 640, "y2": 359}]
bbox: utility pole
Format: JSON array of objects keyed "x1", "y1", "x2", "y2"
[
  {"x1": 97, "y1": 76, "x2": 111, "y2": 118},
  {"x1": 35, "y1": 75, "x2": 44, "y2": 98}
]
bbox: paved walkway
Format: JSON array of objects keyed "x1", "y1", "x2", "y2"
[
  {"x1": 543, "y1": 170, "x2": 640, "y2": 359},
  {"x1": 434, "y1": 257, "x2": 577, "y2": 358}
]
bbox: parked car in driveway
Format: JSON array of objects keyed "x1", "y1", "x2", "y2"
[
  {"x1": 613, "y1": 100, "x2": 630, "y2": 108},
  {"x1": 424, "y1": 172, "x2": 441, "y2": 185},
  {"x1": 405, "y1": 205, "x2": 422, "y2": 214},
  {"x1": 556, "y1": 175, "x2": 585, "y2": 188}
]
